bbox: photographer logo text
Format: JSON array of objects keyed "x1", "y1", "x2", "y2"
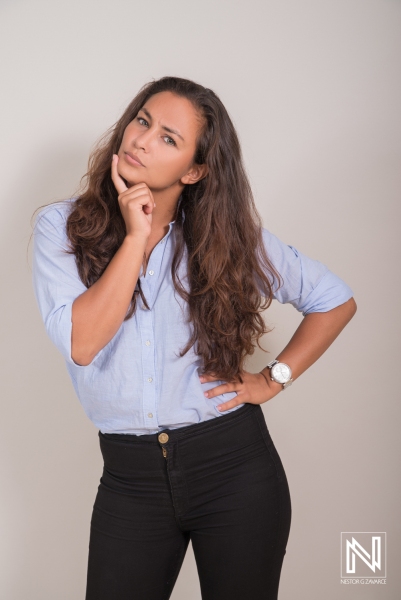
[{"x1": 341, "y1": 532, "x2": 386, "y2": 584}]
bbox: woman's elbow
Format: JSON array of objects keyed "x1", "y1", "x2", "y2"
[
  {"x1": 346, "y1": 296, "x2": 358, "y2": 316},
  {"x1": 334, "y1": 296, "x2": 357, "y2": 324}
]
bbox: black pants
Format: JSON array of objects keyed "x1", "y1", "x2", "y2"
[{"x1": 85, "y1": 403, "x2": 292, "y2": 600}]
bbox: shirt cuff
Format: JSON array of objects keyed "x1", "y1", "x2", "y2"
[
  {"x1": 46, "y1": 300, "x2": 106, "y2": 367},
  {"x1": 290, "y1": 270, "x2": 355, "y2": 316}
]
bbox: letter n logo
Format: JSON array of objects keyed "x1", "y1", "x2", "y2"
[{"x1": 341, "y1": 532, "x2": 386, "y2": 578}]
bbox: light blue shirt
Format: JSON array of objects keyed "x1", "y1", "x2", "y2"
[{"x1": 32, "y1": 197, "x2": 354, "y2": 434}]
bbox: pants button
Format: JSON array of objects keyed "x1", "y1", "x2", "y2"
[{"x1": 158, "y1": 433, "x2": 169, "y2": 444}]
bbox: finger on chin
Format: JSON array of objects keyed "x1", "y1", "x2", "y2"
[{"x1": 111, "y1": 154, "x2": 128, "y2": 194}]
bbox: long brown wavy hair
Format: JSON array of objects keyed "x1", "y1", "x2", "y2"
[{"x1": 31, "y1": 76, "x2": 284, "y2": 382}]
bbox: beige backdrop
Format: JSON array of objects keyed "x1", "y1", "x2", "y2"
[{"x1": 1, "y1": 0, "x2": 400, "y2": 598}]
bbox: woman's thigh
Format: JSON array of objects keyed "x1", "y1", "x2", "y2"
[
  {"x1": 181, "y1": 406, "x2": 292, "y2": 600},
  {"x1": 85, "y1": 405, "x2": 291, "y2": 600},
  {"x1": 85, "y1": 438, "x2": 190, "y2": 600}
]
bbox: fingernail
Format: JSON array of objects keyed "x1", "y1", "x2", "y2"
[
  {"x1": 199, "y1": 376, "x2": 205, "y2": 382},
  {"x1": 217, "y1": 406, "x2": 223, "y2": 411},
  {"x1": 204, "y1": 392, "x2": 209, "y2": 397}
]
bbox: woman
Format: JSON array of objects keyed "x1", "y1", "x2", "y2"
[{"x1": 32, "y1": 76, "x2": 357, "y2": 599}]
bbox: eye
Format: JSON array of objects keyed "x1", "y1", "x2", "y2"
[
  {"x1": 136, "y1": 117, "x2": 176, "y2": 146},
  {"x1": 163, "y1": 136, "x2": 176, "y2": 146}
]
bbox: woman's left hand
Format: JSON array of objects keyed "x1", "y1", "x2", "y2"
[{"x1": 199, "y1": 369, "x2": 283, "y2": 412}]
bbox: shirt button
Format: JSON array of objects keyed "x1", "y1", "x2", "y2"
[
  {"x1": 148, "y1": 377, "x2": 153, "y2": 383},
  {"x1": 148, "y1": 412, "x2": 153, "y2": 418},
  {"x1": 145, "y1": 340, "x2": 151, "y2": 346},
  {"x1": 148, "y1": 270, "x2": 154, "y2": 275}
]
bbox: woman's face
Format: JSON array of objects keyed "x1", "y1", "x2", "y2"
[{"x1": 117, "y1": 91, "x2": 207, "y2": 191}]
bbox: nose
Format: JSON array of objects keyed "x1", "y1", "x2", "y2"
[{"x1": 133, "y1": 128, "x2": 154, "y2": 152}]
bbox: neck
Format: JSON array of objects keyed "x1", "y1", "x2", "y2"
[{"x1": 149, "y1": 185, "x2": 183, "y2": 231}]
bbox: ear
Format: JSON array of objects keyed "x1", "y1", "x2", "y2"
[{"x1": 180, "y1": 163, "x2": 209, "y2": 185}]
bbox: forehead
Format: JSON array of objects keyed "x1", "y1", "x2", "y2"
[{"x1": 142, "y1": 91, "x2": 203, "y2": 142}]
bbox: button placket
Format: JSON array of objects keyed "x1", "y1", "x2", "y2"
[
  {"x1": 138, "y1": 230, "x2": 172, "y2": 427},
  {"x1": 144, "y1": 232, "x2": 171, "y2": 305},
  {"x1": 139, "y1": 289, "x2": 157, "y2": 426}
]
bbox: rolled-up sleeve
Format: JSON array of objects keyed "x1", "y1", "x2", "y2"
[
  {"x1": 261, "y1": 227, "x2": 354, "y2": 316},
  {"x1": 32, "y1": 203, "x2": 105, "y2": 367}
]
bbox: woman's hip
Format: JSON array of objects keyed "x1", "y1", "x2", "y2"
[{"x1": 97, "y1": 403, "x2": 290, "y2": 508}]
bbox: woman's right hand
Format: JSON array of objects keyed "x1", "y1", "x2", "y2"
[{"x1": 111, "y1": 154, "x2": 155, "y2": 240}]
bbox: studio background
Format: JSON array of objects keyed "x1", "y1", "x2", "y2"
[{"x1": 1, "y1": 0, "x2": 400, "y2": 598}]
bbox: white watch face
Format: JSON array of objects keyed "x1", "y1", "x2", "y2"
[{"x1": 271, "y1": 362, "x2": 292, "y2": 384}]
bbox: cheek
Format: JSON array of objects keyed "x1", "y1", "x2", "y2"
[
  {"x1": 122, "y1": 123, "x2": 139, "y2": 143},
  {"x1": 153, "y1": 152, "x2": 188, "y2": 178}
]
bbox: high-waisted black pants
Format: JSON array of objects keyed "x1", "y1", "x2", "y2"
[{"x1": 85, "y1": 402, "x2": 292, "y2": 600}]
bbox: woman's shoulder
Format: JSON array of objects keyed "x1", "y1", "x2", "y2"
[
  {"x1": 34, "y1": 197, "x2": 76, "y2": 229},
  {"x1": 260, "y1": 225, "x2": 292, "y2": 257}
]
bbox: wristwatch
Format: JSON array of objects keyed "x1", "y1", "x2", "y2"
[{"x1": 264, "y1": 359, "x2": 294, "y2": 390}]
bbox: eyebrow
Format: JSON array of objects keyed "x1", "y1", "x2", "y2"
[{"x1": 139, "y1": 107, "x2": 184, "y2": 141}]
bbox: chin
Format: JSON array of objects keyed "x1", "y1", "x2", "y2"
[{"x1": 123, "y1": 174, "x2": 144, "y2": 188}]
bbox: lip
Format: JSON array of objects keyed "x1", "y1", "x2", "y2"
[{"x1": 124, "y1": 151, "x2": 145, "y2": 167}]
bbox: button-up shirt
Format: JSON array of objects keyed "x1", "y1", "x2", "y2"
[{"x1": 32, "y1": 197, "x2": 354, "y2": 434}]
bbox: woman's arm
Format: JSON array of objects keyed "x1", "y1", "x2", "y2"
[
  {"x1": 32, "y1": 205, "x2": 148, "y2": 368},
  {"x1": 200, "y1": 227, "x2": 357, "y2": 409},
  {"x1": 200, "y1": 297, "x2": 357, "y2": 410},
  {"x1": 71, "y1": 234, "x2": 147, "y2": 366},
  {"x1": 73, "y1": 161, "x2": 163, "y2": 366},
  {"x1": 259, "y1": 296, "x2": 357, "y2": 396}
]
